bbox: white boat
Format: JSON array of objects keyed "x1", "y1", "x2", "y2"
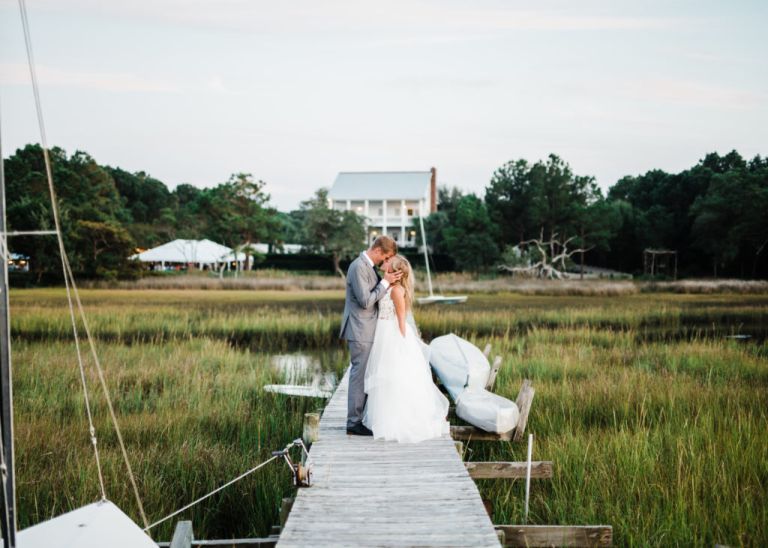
[
  {"x1": 417, "y1": 295, "x2": 468, "y2": 305},
  {"x1": 428, "y1": 334, "x2": 519, "y2": 435},
  {"x1": 265, "y1": 355, "x2": 335, "y2": 398},
  {"x1": 416, "y1": 214, "x2": 467, "y2": 305},
  {"x1": 263, "y1": 384, "x2": 333, "y2": 398}
]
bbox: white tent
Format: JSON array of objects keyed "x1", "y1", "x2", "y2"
[{"x1": 132, "y1": 239, "x2": 232, "y2": 267}]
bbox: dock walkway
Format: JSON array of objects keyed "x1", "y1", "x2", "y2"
[{"x1": 277, "y1": 371, "x2": 500, "y2": 547}]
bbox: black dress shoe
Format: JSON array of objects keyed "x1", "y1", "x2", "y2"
[{"x1": 346, "y1": 424, "x2": 373, "y2": 436}]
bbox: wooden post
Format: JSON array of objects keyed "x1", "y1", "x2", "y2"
[
  {"x1": 494, "y1": 525, "x2": 612, "y2": 547},
  {"x1": 482, "y1": 343, "x2": 492, "y2": 358},
  {"x1": 303, "y1": 413, "x2": 320, "y2": 446},
  {"x1": 279, "y1": 497, "x2": 294, "y2": 527},
  {"x1": 513, "y1": 380, "x2": 535, "y2": 442},
  {"x1": 465, "y1": 461, "x2": 553, "y2": 479},
  {"x1": 169, "y1": 521, "x2": 193, "y2": 548},
  {"x1": 485, "y1": 356, "x2": 503, "y2": 391},
  {"x1": 450, "y1": 425, "x2": 514, "y2": 441},
  {"x1": 454, "y1": 441, "x2": 464, "y2": 457},
  {"x1": 674, "y1": 251, "x2": 678, "y2": 280},
  {"x1": 482, "y1": 497, "x2": 494, "y2": 519}
]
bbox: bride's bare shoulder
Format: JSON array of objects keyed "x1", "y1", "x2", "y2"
[{"x1": 390, "y1": 285, "x2": 405, "y2": 305}]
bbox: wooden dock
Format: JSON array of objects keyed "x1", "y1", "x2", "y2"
[{"x1": 277, "y1": 370, "x2": 501, "y2": 547}]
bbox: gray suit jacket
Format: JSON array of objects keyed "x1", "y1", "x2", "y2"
[{"x1": 340, "y1": 252, "x2": 388, "y2": 342}]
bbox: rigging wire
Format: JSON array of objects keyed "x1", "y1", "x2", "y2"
[
  {"x1": 143, "y1": 455, "x2": 279, "y2": 532},
  {"x1": 17, "y1": 0, "x2": 146, "y2": 527},
  {"x1": 62, "y1": 254, "x2": 148, "y2": 525},
  {"x1": 14, "y1": 2, "x2": 313, "y2": 537}
]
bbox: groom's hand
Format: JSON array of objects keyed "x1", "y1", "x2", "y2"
[{"x1": 383, "y1": 270, "x2": 402, "y2": 285}]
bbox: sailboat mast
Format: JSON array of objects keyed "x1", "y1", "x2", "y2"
[
  {"x1": 418, "y1": 214, "x2": 434, "y2": 297},
  {"x1": 0, "y1": 104, "x2": 17, "y2": 548}
]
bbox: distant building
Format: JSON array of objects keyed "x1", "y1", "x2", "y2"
[{"x1": 328, "y1": 168, "x2": 437, "y2": 247}]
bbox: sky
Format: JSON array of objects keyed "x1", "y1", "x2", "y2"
[{"x1": 1, "y1": 0, "x2": 766, "y2": 211}]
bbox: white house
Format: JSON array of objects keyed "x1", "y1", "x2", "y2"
[{"x1": 328, "y1": 168, "x2": 437, "y2": 247}]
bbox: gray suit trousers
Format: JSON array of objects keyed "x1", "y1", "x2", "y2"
[{"x1": 347, "y1": 340, "x2": 373, "y2": 429}]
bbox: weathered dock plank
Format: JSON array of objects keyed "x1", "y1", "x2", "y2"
[{"x1": 277, "y1": 370, "x2": 500, "y2": 547}]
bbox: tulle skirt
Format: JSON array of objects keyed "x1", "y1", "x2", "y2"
[{"x1": 363, "y1": 318, "x2": 450, "y2": 443}]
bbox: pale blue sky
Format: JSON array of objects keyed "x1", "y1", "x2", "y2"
[{"x1": 1, "y1": 0, "x2": 766, "y2": 211}]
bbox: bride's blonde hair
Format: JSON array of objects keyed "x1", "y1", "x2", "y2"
[{"x1": 389, "y1": 255, "x2": 414, "y2": 307}]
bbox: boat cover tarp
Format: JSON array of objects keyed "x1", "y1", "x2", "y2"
[
  {"x1": 18, "y1": 500, "x2": 157, "y2": 548},
  {"x1": 455, "y1": 388, "x2": 520, "y2": 434},
  {"x1": 428, "y1": 333, "x2": 490, "y2": 400},
  {"x1": 429, "y1": 333, "x2": 520, "y2": 434}
]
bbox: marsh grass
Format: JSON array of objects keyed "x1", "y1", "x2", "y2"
[
  {"x1": 13, "y1": 337, "x2": 348, "y2": 541},
  {"x1": 8, "y1": 289, "x2": 768, "y2": 545},
  {"x1": 10, "y1": 290, "x2": 768, "y2": 348},
  {"x1": 83, "y1": 273, "x2": 768, "y2": 295},
  {"x1": 460, "y1": 330, "x2": 767, "y2": 547}
]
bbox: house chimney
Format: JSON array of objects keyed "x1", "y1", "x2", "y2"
[{"x1": 430, "y1": 167, "x2": 437, "y2": 213}]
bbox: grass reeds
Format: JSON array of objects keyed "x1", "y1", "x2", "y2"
[
  {"x1": 8, "y1": 288, "x2": 768, "y2": 545},
  {"x1": 462, "y1": 329, "x2": 767, "y2": 547},
  {"x1": 80, "y1": 272, "x2": 768, "y2": 295}
]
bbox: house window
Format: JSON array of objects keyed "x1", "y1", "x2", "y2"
[
  {"x1": 407, "y1": 208, "x2": 414, "y2": 216},
  {"x1": 378, "y1": 208, "x2": 383, "y2": 216}
]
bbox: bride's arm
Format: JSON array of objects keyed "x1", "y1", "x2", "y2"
[{"x1": 391, "y1": 286, "x2": 407, "y2": 337}]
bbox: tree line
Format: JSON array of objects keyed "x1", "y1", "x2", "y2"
[
  {"x1": 422, "y1": 152, "x2": 768, "y2": 278},
  {"x1": 4, "y1": 143, "x2": 767, "y2": 280}
]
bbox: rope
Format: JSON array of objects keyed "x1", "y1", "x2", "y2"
[
  {"x1": 17, "y1": 0, "x2": 144, "y2": 525},
  {"x1": 62, "y1": 254, "x2": 148, "y2": 526},
  {"x1": 143, "y1": 455, "x2": 279, "y2": 532},
  {"x1": 2, "y1": 230, "x2": 58, "y2": 236}
]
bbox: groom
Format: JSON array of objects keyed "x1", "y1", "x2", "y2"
[{"x1": 340, "y1": 235, "x2": 401, "y2": 435}]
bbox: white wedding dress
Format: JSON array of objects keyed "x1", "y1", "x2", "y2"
[{"x1": 363, "y1": 290, "x2": 450, "y2": 443}]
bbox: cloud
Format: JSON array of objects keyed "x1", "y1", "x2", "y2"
[
  {"x1": 0, "y1": 63, "x2": 181, "y2": 93},
  {"x1": 617, "y1": 78, "x2": 765, "y2": 109},
  {"x1": 206, "y1": 75, "x2": 247, "y2": 96},
  {"x1": 17, "y1": 1, "x2": 675, "y2": 34}
]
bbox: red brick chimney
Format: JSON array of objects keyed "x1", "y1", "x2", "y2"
[{"x1": 430, "y1": 167, "x2": 437, "y2": 213}]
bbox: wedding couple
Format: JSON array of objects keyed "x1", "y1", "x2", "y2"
[{"x1": 340, "y1": 235, "x2": 449, "y2": 443}]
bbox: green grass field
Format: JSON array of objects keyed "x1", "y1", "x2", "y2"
[{"x1": 9, "y1": 288, "x2": 768, "y2": 546}]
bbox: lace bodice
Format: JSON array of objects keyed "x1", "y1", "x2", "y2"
[{"x1": 378, "y1": 291, "x2": 396, "y2": 320}]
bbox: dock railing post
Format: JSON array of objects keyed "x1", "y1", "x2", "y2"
[
  {"x1": 524, "y1": 434, "x2": 533, "y2": 523},
  {"x1": 302, "y1": 413, "x2": 320, "y2": 447},
  {"x1": 169, "y1": 520, "x2": 193, "y2": 548}
]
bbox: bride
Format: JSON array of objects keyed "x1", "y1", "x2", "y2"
[{"x1": 363, "y1": 255, "x2": 450, "y2": 443}]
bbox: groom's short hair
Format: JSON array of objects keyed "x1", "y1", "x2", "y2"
[{"x1": 370, "y1": 235, "x2": 397, "y2": 255}]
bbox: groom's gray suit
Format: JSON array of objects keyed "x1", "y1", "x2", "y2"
[{"x1": 340, "y1": 251, "x2": 389, "y2": 429}]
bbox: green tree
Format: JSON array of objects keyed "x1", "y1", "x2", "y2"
[
  {"x1": 442, "y1": 194, "x2": 499, "y2": 271},
  {"x1": 4, "y1": 144, "x2": 136, "y2": 280},
  {"x1": 691, "y1": 164, "x2": 768, "y2": 277},
  {"x1": 300, "y1": 188, "x2": 366, "y2": 276},
  {"x1": 485, "y1": 159, "x2": 536, "y2": 247},
  {"x1": 71, "y1": 220, "x2": 139, "y2": 280}
]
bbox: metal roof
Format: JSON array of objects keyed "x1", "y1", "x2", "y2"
[{"x1": 329, "y1": 171, "x2": 432, "y2": 200}]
